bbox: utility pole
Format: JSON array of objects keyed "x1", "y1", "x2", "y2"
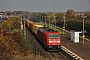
[
  {"x1": 53, "y1": 2, "x2": 57, "y2": 31},
  {"x1": 63, "y1": 16, "x2": 66, "y2": 35},
  {"x1": 54, "y1": 2, "x2": 56, "y2": 26},
  {"x1": 81, "y1": 15, "x2": 87, "y2": 45},
  {"x1": 63, "y1": 16, "x2": 66, "y2": 30}
]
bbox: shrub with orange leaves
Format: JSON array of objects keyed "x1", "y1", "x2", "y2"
[{"x1": 0, "y1": 17, "x2": 31, "y2": 60}]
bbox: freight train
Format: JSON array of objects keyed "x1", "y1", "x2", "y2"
[{"x1": 25, "y1": 20, "x2": 62, "y2": 51}]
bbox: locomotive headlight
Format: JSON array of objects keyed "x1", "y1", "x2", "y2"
[
  {"x1": 49, "y1": 41, "x2": 52, "y2": 43},
  {"x1": 57, "y1": 41, "x2": 60, "y2": 43}
]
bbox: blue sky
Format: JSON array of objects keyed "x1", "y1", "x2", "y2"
[{"x1": 0, "y1": 0, "x2": 90, "y2": 12}]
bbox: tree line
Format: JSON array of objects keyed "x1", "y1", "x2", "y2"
[{"x1": 31, "y1": 9, "x2": 90, "y2": 36}]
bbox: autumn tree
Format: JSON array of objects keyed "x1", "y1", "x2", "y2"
[
  {"x1": 47, "y1": 13, "x2": 55, "y2": 23},
  {"x1": 0, "y1": 17, "x2": 21, "y2": 32},
  {"x1": 66, "y1": 9, "x2": 75, "y2": 20},
  {"x1": 84, "y1": 11, "x2": 90, "y2": 20},
  {"x1": 0, "y1": 17, "x2": 30, "y2": 60}
]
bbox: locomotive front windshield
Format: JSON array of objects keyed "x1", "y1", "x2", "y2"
[{"x1": 49, "y1": 34, "x2": 60, "y2": 38}]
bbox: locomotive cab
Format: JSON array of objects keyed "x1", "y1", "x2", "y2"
[
  {"x1": 46, "y1": 32, "x2": 61, "y2": 51},
  {"x1": 37, "y1": 27, "x2": 61, "y2": 51}
]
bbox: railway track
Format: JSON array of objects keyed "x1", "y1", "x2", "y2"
[
  {"x1": 61, "y1": 46, "x2": 84, "y2": 60},
  {"x1": 49, "y1": 45, "x2": 84, "y2": 60},
  {"x1": 50, "y1": 52, "x2": 68, "y2": 60}
]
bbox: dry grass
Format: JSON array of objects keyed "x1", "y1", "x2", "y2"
[{"x1": 11, "y1": 49, "x2": 49, "y2": 60}]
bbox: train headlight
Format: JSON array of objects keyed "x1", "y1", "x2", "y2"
[
  {"x1": 49, "y1": 41, "x2": 52, "y2": 43},
  {"x1": 57, "y1": 41, "x2": 60, "y2": 43}
]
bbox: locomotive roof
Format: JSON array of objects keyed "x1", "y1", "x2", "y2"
[{"x1": 38, "y1": 27, "x2": 57, "y2": 33}]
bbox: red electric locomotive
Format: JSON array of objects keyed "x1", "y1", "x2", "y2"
[{"x1": 37, "y1": 27, "x2": 61, "y2": 51}]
